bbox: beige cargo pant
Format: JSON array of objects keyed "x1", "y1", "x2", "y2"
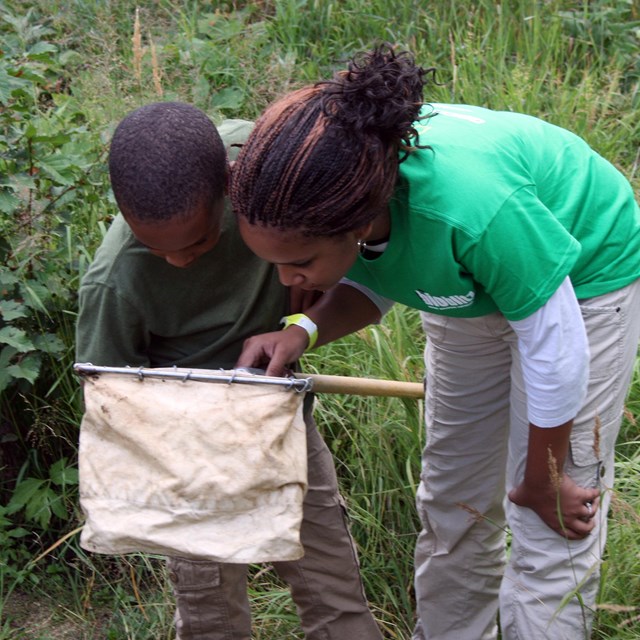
[
  {"x1": 413, "y1": 279, "x2": 640, "y2": 640},
  {"x1": 167, "y1": 396, "x2": 382, "y2": 640}
]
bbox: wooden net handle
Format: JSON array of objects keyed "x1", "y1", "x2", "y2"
[{"x1": 294, "y1": 373, "x2": 424, "y2": 399}]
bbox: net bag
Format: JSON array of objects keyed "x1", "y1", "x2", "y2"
[{"x1": 78, "y1": 368, "x2": 308, "y2": 563}]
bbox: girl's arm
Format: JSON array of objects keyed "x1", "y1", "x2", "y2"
[
  {"x1": 509, "y1": 421, "x2": 600, "y2": 539},
  {"x1": 507, "y1": 277, "x2": 599, "y2": 539},
  {"x1": 236, "y1": 282, "x2": 387, "y2": 376}
]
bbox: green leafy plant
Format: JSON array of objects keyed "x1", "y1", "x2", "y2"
[
  {"x1": 0, "y1": 2, "x2": 109, "y2": 477},
  {"x1": 0, "y1": 15, "x2": 108, "y2": 628},
  {"x1": 7, "y1": 457, "x2": 78, "y2": 530}
]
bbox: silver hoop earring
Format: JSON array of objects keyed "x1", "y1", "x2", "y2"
[{"x1": 357, "y1": 239, "x2": 367, "y2": 254}]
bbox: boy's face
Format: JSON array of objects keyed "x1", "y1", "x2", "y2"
[{"x1": 127, "y1": 199, "x2": 225, "y2": 268}]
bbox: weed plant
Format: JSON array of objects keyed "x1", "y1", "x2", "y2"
[{"x1": 1, "y1": 0, "x2": 638, "y2": 637}]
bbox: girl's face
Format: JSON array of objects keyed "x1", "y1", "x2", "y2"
[{"x1": 238, "y1": 217, "x2": 371, "y2": 292}]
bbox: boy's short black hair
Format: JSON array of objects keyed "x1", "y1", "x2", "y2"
[{"x1": 109, "y1": 102, "x2": 227, "y2": 223}]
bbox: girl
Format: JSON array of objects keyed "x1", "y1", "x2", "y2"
[{"x1": 231, "y1": 45, "x2": 640, "y2": 640}]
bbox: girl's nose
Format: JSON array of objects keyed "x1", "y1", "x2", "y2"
[{"x1": 277, "y1": 265, "x2": 305, "y2": 287}]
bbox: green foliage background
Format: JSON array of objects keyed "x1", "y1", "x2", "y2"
[{"x1": 0, "y1": 0, "x2": 638, "y2": 637}]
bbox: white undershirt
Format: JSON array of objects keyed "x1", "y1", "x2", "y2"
[
  {"x1": 341, "y1": 275, "x2": 589, "y2": 428},
  {"x1": 508, "y1": 277, "x2": 589, "y2": 427},
  {"x1": 341, "y1": 277, "x2": 589, "y2": 427}
]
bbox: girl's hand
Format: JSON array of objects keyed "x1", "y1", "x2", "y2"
[
  {"x1": 236, "y1": 327, "x2": 309, "y2": 377},
  {"x1": 508, "y1": 475, "x2": 600, "y2": 540}
]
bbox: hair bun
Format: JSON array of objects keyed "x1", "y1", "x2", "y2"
[{"x1": 320, "y1": 43, "x2": 431, "y2": 147}]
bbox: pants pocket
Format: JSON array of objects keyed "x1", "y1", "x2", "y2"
[
  {"x1": 167, "y1": 557, "x2": 222, "y2": 593},
  {"x1": 569, "y1": 294, "x2": 626, "y2": 483}
]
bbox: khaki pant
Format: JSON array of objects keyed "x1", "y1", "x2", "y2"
[
  {"x1": 167, "y1": 397, "x2": 382, "y2": 640},
  {"x1": 413, "y1": 279, "x2": 640, "y2": 640}
]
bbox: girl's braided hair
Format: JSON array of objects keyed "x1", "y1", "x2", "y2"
[{"x1": 231, "y1": 44, "x2": 434, "y2": 236}]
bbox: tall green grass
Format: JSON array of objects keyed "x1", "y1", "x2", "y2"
[{"x1": 2, "y1": 0, "x2": 639, "y2": 637}]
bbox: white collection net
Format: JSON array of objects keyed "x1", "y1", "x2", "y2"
[{"x1": 78, "y1": 367, "x2": 308, "y2": 563}]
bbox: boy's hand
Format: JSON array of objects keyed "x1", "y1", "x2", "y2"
[
  {"x1": 508, "y1": 475, "x2": 600, "y2": 540},
  {"x1": 236, "y1": 327, "x2": 309, "y2": 377}
]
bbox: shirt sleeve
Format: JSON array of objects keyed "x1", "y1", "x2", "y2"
[
  {"x1": 339, "y1": 277, "x2": 395, "y2": 317},
  {"x1": 508, "y1": 277, "x2": 589, "y2": 427},
  {"x1": 458, "y1": 186, "x2": 582, "y2": 321},
  {"x1": 75, "y1": 282, "x2": 151, "y2": 367}
]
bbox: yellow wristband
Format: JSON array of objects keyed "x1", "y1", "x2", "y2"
[{"x1": 280, "y1": 313, "x2": 319, "y2": 351}]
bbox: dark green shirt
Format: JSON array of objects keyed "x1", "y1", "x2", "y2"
[{"x1": 75, "y1": 120, "x2": 287, "y2": 369}]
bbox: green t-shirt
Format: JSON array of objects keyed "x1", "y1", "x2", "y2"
[
  {"x1": 75, "y1": 120, "x2": 287, "y2": 369},
  {"x1": 347, "y1": 104, "x2": 640, "y2": 320}
]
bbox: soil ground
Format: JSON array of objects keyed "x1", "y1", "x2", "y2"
[{"x1": 2, "y1": 591, "x2": 104, "y2": 640}]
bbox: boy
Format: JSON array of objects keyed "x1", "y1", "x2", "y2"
[{"x1": 75, "y1": 101, "x2": 382, "y2": 640}]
